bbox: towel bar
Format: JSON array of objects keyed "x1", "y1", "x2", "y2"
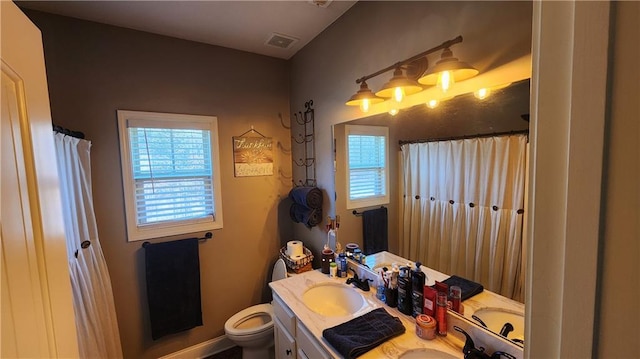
[
  {"x1": 352, "y1": 206, "x2": 386, "y2": 217},
  {"x1": 142, "y1": 232, "x2": 213, "y2": 248}
]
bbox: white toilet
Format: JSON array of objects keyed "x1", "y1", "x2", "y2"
[{"x1": 224, "y1": 259, "x2": 288, "y2": 359}]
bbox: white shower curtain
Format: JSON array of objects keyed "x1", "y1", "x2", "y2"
[
  {"x1": 54, "y1": 133, "x2": 123, "y2": 358},
  {"x1": 399, "y1": 134, "x2": 527, "y2": 300}
]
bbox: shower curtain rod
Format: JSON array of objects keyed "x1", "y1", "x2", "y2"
[
  {"x1": 398, "y1": 130, "x2": 528, "y2": 146},
  {"x1": 53, "y1": 123, "x2": 85, "y2": 139}
]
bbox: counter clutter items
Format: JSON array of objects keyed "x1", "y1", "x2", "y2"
[{"x1": 270, "y1": 252, "x2": 525, "y2": 359}]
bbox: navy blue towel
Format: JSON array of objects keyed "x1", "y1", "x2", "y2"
[
  {"x1": 323, "y1": 308, "x2": 405, "y2": 358},
  {"x1": 289, "y1": 186, "x2": 323, "y2": 209},
  {"x1": 144, "y1": 238, "x2": 202, "y2": 340},
  {"x1": 289, "y1": 203, "x2": 322, "y2": 228},
  {"x1": 362, "y1": 207, "x2": 388, "y2": 255},
  {"x1": 442, "y1": 275, "x2": 484, "y2": 301}
]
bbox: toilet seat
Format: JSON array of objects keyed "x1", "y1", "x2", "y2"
[{"x1": 224, "y1": 303, "x2": 274, "y2": 337}]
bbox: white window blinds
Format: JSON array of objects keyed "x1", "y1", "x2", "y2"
[
  {"x1": 117, "y1": 110, "x2": 223, "y2": 241},
  {"x1": 129, "y1": 126, "x2": 214, "y2": 225},
  {"x1": 345, "y1": 125, "x2": 389, "y2": 209}
]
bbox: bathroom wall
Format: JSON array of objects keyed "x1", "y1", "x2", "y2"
[
  {"x1": 24, "y1": 10, "x2": 292, "y2": 359},
  {"x1": 597, "y1": 1, "x2": 640, "y2": 356},
  {"x1": 288, "y1": 0, "x2": 532, "y2": 267}
]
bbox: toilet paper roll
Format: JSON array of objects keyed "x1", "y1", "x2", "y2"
[
  {"x1": 291, "y1": 254, "x2": 307, "y2": 261},
  {"x1": 286, "y1": 241, "x2": 304, "y2": 257}
]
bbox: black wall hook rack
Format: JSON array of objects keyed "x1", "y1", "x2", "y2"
[{"x1": 291, "y1": 100, "x2": 316, "y2": 187}]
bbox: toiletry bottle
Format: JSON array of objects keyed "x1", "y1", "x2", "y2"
[
  {"x1": 384, "y1": 269, "x2": 398, "y2": 308},
  {"x1": 337, "y1": 253, "x2": 347, "y2": 278},
  {"x1": 397, "y1": 266, "x2": 413, "y2": 315},
  {"x1": 436, "y1": 292, "x2": 448, "y2": 336},
  {"x1": 411, "y1": 262, "x2": 426, "y2": 317},
  {"x1": 375, "y1": 275, "x2": 386, "y2": 302},
  {"x1": 450, "y1": 285, "x2": 462, "y2": 313},
  {"x1": 423, "y1": 286, "x2": 437, "y2": 317},
  {"x1": 329, "y1": 262, "x2": 337, "y2": 278}
]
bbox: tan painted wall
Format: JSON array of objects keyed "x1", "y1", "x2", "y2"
[
  {"x1": 24, "y1": 10, "x2": 292, "y2": 359},
  {"x1": 597, "y1": 1, "x2": 640, "y2": 356}
]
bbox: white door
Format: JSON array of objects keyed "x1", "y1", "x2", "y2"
[{"x1": 1, "y1": 2, "x2": 79, "y2": 357}]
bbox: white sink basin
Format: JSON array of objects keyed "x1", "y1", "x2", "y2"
[
  {"x1": 302, "y1": 282, "x2": 366, "y2": 317},
  {"x1": 473, "y1": 307, "x2": 524, "y2": 341},
  {"x1": 399, "y1": 348, "x2": 459, "y2": 359}
]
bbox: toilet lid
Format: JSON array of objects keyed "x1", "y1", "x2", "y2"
[{"x1": 272, "y1": 258, "x2": 287, "y2": 282}]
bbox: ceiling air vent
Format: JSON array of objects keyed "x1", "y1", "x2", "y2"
[{"x1": 265, "y1": 33, "x2": 299, "y2": 49}]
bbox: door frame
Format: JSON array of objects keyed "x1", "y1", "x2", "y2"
[
  {"x1": 1, "y1": 1, "x2": 79, "y2": 357},
  {"x1": 527, "y1": 1, "x2": 610, "y2": 357}
]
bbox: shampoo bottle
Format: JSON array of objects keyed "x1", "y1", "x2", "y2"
[
  {"x1": 397, "y1": 266, "x2": 413, "y2": 315},
  {"x1": 411, "y1": 262, "x2": 426, "y2": 317}
]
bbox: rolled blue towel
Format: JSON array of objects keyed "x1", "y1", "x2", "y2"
[
  {"x1": 289, "y1": 203, "x2": 322, "y2": 228},
  {"x1": 289, "y1": 186, "x2": 323, "y2": 209},
  {"x1": 323, "y1": 308, "x2": 405, "y2": 358}
]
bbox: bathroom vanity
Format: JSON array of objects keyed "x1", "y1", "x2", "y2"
[{"x1": 269, "y1": 251, "x2": 524, "y2": 359}]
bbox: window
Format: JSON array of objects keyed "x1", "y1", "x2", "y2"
[
  {"x1": 117, "y1": 110, "x2": 223, "y2": 241},
  {"x1": 345, "y1": 125, "x2": 389, "y2": 209}
]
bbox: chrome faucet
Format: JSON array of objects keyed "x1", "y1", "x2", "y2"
[{"x1": 346, "y1": 268, "x2": 372, "y2": 291}]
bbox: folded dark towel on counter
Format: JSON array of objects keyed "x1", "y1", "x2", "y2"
[
  {"x1": 289, "y1": 186, "x2": 323, "y2": 209},
  {"x1": 144, "y1": 238, "x2": 203, "y2": 340},
  {"x1": 322, "y1": 308, "x2": 405, "y2": 358},
  {"x1": 442, "y1": 275, "x2": 484, "y2": 301},
  {"x1": 289, "y1": 203, "x2": 322, "y2": 228}
]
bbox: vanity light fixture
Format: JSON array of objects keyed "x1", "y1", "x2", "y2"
[
  {"x1": 418, "y1": 47, "x2": 479, "y2": 93},
  {"x1": 375, "y1": 67, "x2": 423, "y2": 103},
  {"x1": 346, "y1": 35, "x2": 477, "y2": 113},
  {"x1": 345, "y1": 81, "x2": 384, "y2": 113}
]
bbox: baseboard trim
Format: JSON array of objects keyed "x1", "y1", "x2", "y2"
[{"x1": 159, "y1": 335, "x2": 235, "y2": 359}]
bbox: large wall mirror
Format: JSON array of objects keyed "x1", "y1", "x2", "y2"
[{"x1": 332, "y1": 79, "x2": 530, "y2": 346}]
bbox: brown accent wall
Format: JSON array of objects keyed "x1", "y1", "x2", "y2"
[{"x1": 24, "y1": 10, "x2": 292, "y2": 359}]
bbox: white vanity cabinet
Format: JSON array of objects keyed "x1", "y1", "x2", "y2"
[
  {"x1": 296, "y1": 320, "x2": 331, "y2": 359},
  {"x1": 273, "y1": 293, "x2": 332, "y2": 359},
  {"x1": 273, "y1": 294, "x2": 297, "y2": 359},
  {"x1": 274, "y1": 317, "x2": 296, "y2": 358}
]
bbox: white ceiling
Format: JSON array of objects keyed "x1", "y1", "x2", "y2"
[{"x1": 18, "y1": 0, "x2": 357, "y2": 59}]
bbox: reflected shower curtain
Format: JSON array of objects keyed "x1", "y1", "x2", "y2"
[
  {"x1": 54, "y1": 133, "x2": 123, "y2": 358},
  {"x1": 398, "y1": 134, "x2": 527, "y2": 300}
]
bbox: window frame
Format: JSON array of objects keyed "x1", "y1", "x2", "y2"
[
  {"x1": 344, "y1": 125, "x2": 390, "y2": 209},
  {"x1": 117, "y1": 110, "x2": 223, "y2": 241}
]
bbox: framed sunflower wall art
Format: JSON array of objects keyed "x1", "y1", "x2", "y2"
[{"x1": 232, "y1": 127, "x2": 274, "y2": 177}]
